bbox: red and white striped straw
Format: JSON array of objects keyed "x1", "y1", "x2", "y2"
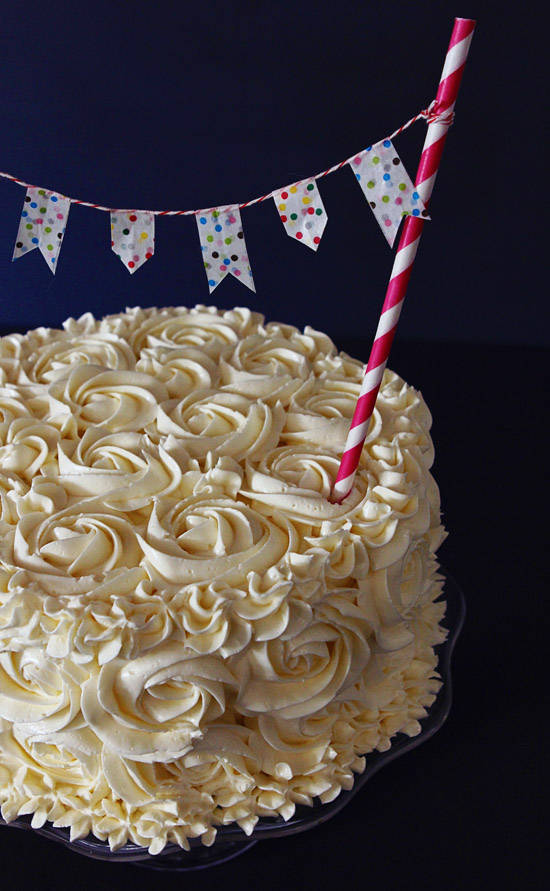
[{"x1": 331, "y1": 17, "x2": 476, "y2": 503}]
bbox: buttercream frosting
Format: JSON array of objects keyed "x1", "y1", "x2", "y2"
[{"x1": 0, "y1": 305, "x2": 446, "y2": 854}]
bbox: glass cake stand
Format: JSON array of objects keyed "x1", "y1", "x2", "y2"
[{"x1": 0, "y1": 569, "x2": 465, "y2": 872}]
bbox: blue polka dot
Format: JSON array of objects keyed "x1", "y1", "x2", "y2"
[
  {"x1": 208, "y1": 279, "x2": 216, "y2": 286},
  {"x1": 31, "y1": 237, "x2": 39, "y2": 244},
  {"x1": 199, "y1": 216, "x2": 207, "y2": 224},
  {"x1": 383, "y1": 139, "x2": 391, "y2": 147},
  {"x1": 215, "y1": 224, "x2": 222, "y2": 232},
  {"x1": 366, "y1": 146, "x2": 372, "y2": 152},
  {"x1": 21, "y1": 211, "x2": 28, "y2": 217},
  {"x1": 383, "y1": 173, "x2": 390, "y2": 181},
  {"x1": 412, "y1": 191, "x2": 419, "y2": 200},
  {"x1": 21, "y1": 245, "x2": 28, "y2": 252},
  {"x1": 30, "y1": 202, "x2": 37, "y2": 208},
  {"x1": 412, "y1": 209, "x2": 420, "y2": 216},
  {"x1": 201, "y1": 245, "x2": 207, "y2": 252},
  {"x1": 51, "y1": 257, "x2": 56, "y2": 263},
  {"x1": 223, "y1": 258, "x2": 230, "y2": 265},
  {"x1": 356, "y1": 173, "x2": 361, "y2": 180},
  {"x1": 51, "y1": 195, "x2": 58, "y2": 202}
]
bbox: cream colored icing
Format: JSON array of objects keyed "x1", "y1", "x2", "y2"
[{"x1": 0, "y1": 305, "x2": 446, "y2": 855}]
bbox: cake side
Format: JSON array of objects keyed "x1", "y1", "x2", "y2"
[{"x1": 0, "y1": 305, "x2": 446, "y2": 853}]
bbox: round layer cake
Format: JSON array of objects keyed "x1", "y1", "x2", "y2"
[{"x1": 0, "y1": 305, "x2": 446, "y2": 854}]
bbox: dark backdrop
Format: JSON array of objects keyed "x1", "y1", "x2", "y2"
[
  {"x1": 0, "y1": 0, "x2": 543, "y2": 345},
  {"x1": 0, "y1": 3, "x2": 547, "y2": 889}
]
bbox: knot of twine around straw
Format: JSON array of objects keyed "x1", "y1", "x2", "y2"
[{"x1": 421, "y1": 100, "x2": 455, "y2": 127}]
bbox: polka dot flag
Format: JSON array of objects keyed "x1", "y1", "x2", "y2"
[
  {"x1": 349, "y1": 139, "x2": 429, "y2": 247},
  {"x1": 111, "y1": 211, "x2": 155, "y2": 273},
  {"x1": 273, "y1": 178, "x2": 328, "y2": 251},
  {"x1": 196, "y1": 206, "x2": 255, "y2": 293},
  {"x1": 12, "y1": 187, "x2": 70, "y2": 274}
]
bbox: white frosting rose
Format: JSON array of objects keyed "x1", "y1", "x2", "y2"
[{"x1": 81, "y1": 643, "x2": 237, "y2": 761}]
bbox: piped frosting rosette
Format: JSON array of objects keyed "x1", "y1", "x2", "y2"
[{"x1": 0, "y1": 305, "x2": 447, "y2": 853}]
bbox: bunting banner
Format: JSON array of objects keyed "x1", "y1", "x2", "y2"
[
  {"x1": 273, "y1": 178, "x2": 328, "y2": 250},
  {"x1": 111, "y1": 211, "x2": 155, "y2": 273},
  {"x1": 12, "y1": 187, "x2": 70, "y2": 273},
  {"x1": 2, "y1": 103, "x2": 443, "y2": 284},
  {"x1": 196, "y1": 207, "x2": 255, "y2": 293},
  {"x1": 349, "y1": 139, "x2": 429, "y2": 247}
]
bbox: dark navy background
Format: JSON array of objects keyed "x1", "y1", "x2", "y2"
[{"x1": 0, "y1": 1, "x2": 541, "y2": 345}]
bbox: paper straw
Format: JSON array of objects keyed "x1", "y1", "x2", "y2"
[{"x1": 331, "y1": 17, "x2": 476, "y2": 503}]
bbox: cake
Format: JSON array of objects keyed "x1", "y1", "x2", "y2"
[{"x1": 0, "y1": 305, "x2": 446, "y2": 854}]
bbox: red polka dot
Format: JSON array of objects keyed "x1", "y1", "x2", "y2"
[
  {"x1": 36, "y1": 218, "x2": 43, "y2": 225},
  {"x1": 129, "y1": 215, "x2": 137, "y2": 222},
  {"x1": 145, "y1": 252, "x2": 153, "y2": 259},
  {"x1": 128, "y1": 261, "x2": 135, "y2": 268},
  {"x1": 280, "y1": 214, "x2": 287, "y2": 223},
  {"x1": 313, "y1": 236, "x2": 321, "y2": 244},
  {"x1": 281, "y1": 191, "x2": 288, "y2": 199},
  {"x1": 111, "y1": 240, "x2": 114, "y2": 246},
  {"x1": 307, "y1": 207, "x2": 314, "y2": 215},
  {"x1": 234, "y1": 269, "x2": 241, "y2": 276},
  {"x1": 296, "y1": 232, "x2": 303, "y2": 239}
]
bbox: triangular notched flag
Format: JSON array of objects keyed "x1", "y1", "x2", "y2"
[
  {"x1": 111, "y1": 211, "x2": 155, "y2": 273},
  {"x1": 196, "y1": 206, "x2": 255, "y2": 293},
  {"x1": 349, "y1": 139, "x2": 430, "y2": 247},
  {"x1": 12, "y1": 187, "x2": 70, "y2": 273},
  {"x1": 273, "y1": 178, "x2": 327, "y2": 250}
]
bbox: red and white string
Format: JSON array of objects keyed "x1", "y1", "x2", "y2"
[{"x1": 0, "y1": 104, "x2": 448, "y2": 218}]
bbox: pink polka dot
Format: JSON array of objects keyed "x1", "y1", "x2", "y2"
[
  {"x1": 384, "y1": 219, "x2": 392, "y2": 227},
  {"x1": 133, "y1": 254, "x2": 140, "y2": 262},
  {"x1": 228, "y1": 215, "x2": 236, "y2": 224},
  {"x1": 217, "y1": 239, "x2": 223, "y2": 246},
  {"x1": 36, "y1": 218, "x2": 43, "y2": 224},
  {"x1": 241, "y1": 256, "x2": 248, "y2": 263},
  {"x1": 56, "y1": 213, "x2": 64, "y2": 220},
  {"x1": 395, "y1": 197, "x2": 403, "y2": 205},
  {"x1": 234, "y1": 269, "x2": 241, "y2": 276},
  {"x1": 354, "y1": 157, "x2": 361, "y2": 165},
  {"x1": 219, "y1": 265, "x2": 226, "y2": 272}
]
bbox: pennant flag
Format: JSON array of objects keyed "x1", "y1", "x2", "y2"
[
  {"x1": 349, "y1": 139, "x2": 429, "y2": 247},
  {"x1": 196, "y1": 207, "x2": 255, "y2": 293},
  {"x1": 111, "y1": 211, "x2": 155, "y2": 273},
  {"x1": 12, "y1": 187, "x2": 70, "y2": 273},
  {"x1": 273, "y1": 178, "x2": 328, "y2": 251}
]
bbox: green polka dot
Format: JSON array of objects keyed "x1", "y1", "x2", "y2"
[
  {"x1": 315, "y1": 208, "x2": 323, "y2": 215},
  {"x1": 224, "y1": 237, "x2": 232, "y2": 244},
  {"x1": 382, "y1": 195, "x2": 390, "y2": 203},
  {"x1": 45, "y1": 227, "x2": 52, "y2": 233},
  {"x1": 307, "y1": 183, "x2": 314, "y2": 191},
  {"x1": 25, "y1": 223, "x2": 32, "y2": 230},
  {"x1": 38, "y1": 189, "x2": 46, "y2": 196},
  {"x1": 372, "y1": 156, "x2": 380, "y2": 164},
  {"x1": 212, "y1": 210, "x2": 219, "y2": 218},
  {"x1": 40, "y1": 206, "x2": 47, "y2": 214},
  {"x1": 290, "y1": 213, "x2": 297, "y2": 220},
  {"x1": 47, "y1": 244, "x2": 53, "y2": 251},
  {"x1": 398, "y1": 183, "x2": 407, "y2": 191},
  {"x1": 207, "y1": 235, "x2": 214, "y2": 242},
  {"x1": 367, "y1": 180, "x2": 375, "y2": 189}
]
